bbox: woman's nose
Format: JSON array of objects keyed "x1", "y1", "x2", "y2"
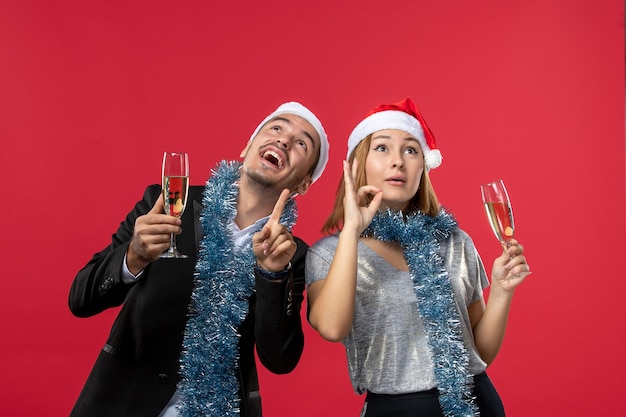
[{"x1": 391, "y1": 155, "x2": 404, "y2": 168}]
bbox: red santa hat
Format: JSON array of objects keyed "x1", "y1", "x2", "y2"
[
  {"x1": 346, "y1": 97, "x2": 442, "y2": 170},
  {"x1": 249, "y1": 101, "x2": 329, "y2": 183}
]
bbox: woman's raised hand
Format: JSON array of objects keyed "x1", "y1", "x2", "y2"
[{"x1": 342, "y1": 159, "x2": 383, "y2": 235}]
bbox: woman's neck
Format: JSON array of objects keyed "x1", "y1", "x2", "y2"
[{"x1": 361, "y1": 237, "x2": 408, "y2": 272}]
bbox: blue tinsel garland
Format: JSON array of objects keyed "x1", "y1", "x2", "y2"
[
  {"x1": 178, "y1": 160, "x2": 297, "y2": 417},
  {"x1": 362, "y1": 208, "x2": 479, "y2": 417}
]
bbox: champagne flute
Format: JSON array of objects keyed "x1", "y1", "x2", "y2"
[
  {"x1": 480, "y1": 179, "x2": 515, "y2": 245},
  {"x1": 160, "y1": 152, "x2": 189, "y2": 258},
  {"x1": 480, "y1": 179, "x2": 529, "y2": 278}
]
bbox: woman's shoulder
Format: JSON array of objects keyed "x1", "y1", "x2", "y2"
[
  {"x1": 305, "y1": 233, "x2": 340, "y2": 271},
  {"x1": 447, "y1": 226, "x2": 478, "y2": 249},
  {"x1": 451, "y1": 226, "x2": 472, "y2": 240},
  {"x1": 309, "y1": 233, "x2": 340, "y2": 252}
]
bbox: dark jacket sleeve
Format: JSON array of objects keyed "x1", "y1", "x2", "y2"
[
  {"x1": 68, "y1": 185, "x2": 161, "y2": 318},
  {"x1": 253, "y1": 236, "x2": 307, "y2": 374}
]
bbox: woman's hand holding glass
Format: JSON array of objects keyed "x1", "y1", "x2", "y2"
[{"x1": 491, "y1": 239, "x2": 531, "y2": 291}]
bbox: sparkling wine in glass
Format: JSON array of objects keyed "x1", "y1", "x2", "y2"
[
  {"x1": 480, "y1": 179, "x2": 529, "y2": 279},
  {"x1": 480, "y1": 179, "x2": 515, "y2": 245},
  {"x1": 160, "y1": 152, "x2": 189, "y2": 258}
]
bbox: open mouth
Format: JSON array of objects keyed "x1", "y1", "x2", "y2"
[{"x1": 262, "y1": 149, "x2": 284, "y2": 169}]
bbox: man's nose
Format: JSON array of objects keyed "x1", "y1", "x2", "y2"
[{"x1": 276, "y1": 136, "x2": 292, "y2": 149}]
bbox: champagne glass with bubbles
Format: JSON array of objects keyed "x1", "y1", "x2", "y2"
[
  {"x1": 480, "y1": 179, "x2": 515, "y2": 246},
  {"x1": 480, "y1": 179, "x2": 529, "y2": 278},
  {"x1": 160, "y1": 152, "x2": 189, "y2": 258}
]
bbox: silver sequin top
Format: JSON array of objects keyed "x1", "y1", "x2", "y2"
[{"x1": 305, "y1": 228, "x2": 489, "y2": 394}]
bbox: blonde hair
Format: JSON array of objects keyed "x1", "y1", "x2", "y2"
[{"x1": 322, "y1": 134, "x2": 441, "y2": 234}]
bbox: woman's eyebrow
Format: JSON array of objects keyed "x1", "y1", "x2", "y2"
[
  {"x1": 371, "y1": 134, "x2": 418, "y2": 142},
  {"x1": 371, "y1": 134, "x2": 391, "y2": 140}
]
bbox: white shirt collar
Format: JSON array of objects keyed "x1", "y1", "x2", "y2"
[{"x1": 230, "y1": 216, "x2": 270, "y2": 251}]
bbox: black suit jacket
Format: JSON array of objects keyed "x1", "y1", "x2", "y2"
[{"x1": 69, "y1": 185, "x2": 305, "y2": 417}]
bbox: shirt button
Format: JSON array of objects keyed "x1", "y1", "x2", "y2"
[{"x1": 159, "y1": 373, "x2": 169, "y2": 384}]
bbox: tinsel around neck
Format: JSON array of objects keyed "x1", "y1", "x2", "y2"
[
  {"x1": 362, "y1": 208, "x2": 479, "y2": 417},
  {"x1": 178, "y1": 160, "x2": 297, "y2": 417}
]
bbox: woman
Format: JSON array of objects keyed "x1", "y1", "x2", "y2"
[{"x1": 305, "y1": 98, "x2": 530, "y2": 417}]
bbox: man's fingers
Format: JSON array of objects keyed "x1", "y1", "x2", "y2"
[
  {"x1": 143, "y1": 194, "x2": 180, "y2": 227},
  {"x1": 266, "y1": 237, "x2": 296, "y2": 257},
  {"x1": 261, "y1": 231, "x2": 288, "y2": 256},
  {"x1": 135, "y1": 215, "x2": 181, "y2": 239},
  {"x1": 149, "y1": 194, "x2": 165, "y2": 214},
  {"x1": 269, "y1": 189, "x2": 290, "y2": 224},
  {"x1": 251, "y1": 225, "x2": 270, "y2": 245},
  {"x1": 252, "y1": 190, "x2": 293, "y2": 264},
  {"x1": 254, "y1": 221, "x2": 293, "y2": 255}
]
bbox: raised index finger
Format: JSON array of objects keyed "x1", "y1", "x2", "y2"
[{"x1": 269, "y1": 188, "x2": 291, "y2": 224}]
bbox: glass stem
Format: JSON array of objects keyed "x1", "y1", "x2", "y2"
[{"x1": 168, "y1": 233, "x2": 177, "y2": 254}]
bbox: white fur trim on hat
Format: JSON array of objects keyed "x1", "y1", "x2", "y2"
[
  {"x1": 249, "y1": 102, "x2": 329, "y2": 183},
  {"x1": 346, "y1": 110, "x2": 442, "y2": 170}
]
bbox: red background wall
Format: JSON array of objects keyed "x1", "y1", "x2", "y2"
[{"x1": 1, "y1": 1, "x2": 624, "y2": 416}]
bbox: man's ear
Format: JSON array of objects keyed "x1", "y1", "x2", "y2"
[
  {"x1": 239, "y1": 141, "x2": 252, "y2": 158},
  {"x1": 293, "y1": 176, "x2": 313, "y2": 196}
]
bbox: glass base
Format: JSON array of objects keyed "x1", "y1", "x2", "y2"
[
  {"x1": 161, "y1": 234, "x2": 187, "y2": 259},
  {"x1": 160, "y1": 249, "x2": 188, "y2": 259}
]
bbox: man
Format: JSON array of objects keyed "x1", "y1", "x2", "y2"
[{"x1": 68, "y1": 102, "x2": 329, "y2": 417}]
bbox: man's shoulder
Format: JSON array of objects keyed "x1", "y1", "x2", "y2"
[
  {"x1": 136, "y1": 184, "x2": 162, "y2": 201},
  {"x1": 292, "y1": 235, "x2": 309, "y2": 251}
]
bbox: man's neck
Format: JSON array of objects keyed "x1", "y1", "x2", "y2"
[{"x1": 234, "y1": 176, "x2": 282, "y2": 229}]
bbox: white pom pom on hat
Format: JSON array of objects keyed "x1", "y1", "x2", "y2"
[
  {"x1": 249, "y1": 102, "x2": 329, "y2": 183},
  {"x1": 346, "y1": 97, "x2": 442, "y2": 170}
]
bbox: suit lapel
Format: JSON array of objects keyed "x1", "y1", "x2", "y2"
[{"x1": 193, "y1": 199, "x2": 203, "y2": 251}]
